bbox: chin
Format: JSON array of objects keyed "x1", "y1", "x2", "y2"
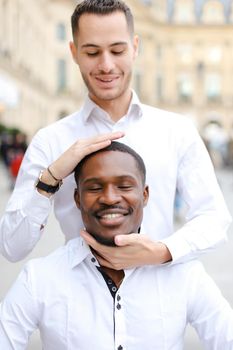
[{"x1": 89, "y1": 231, "x2": 117, "y2": 247}]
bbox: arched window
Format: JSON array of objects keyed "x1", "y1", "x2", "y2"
[
  {"x1": 173, "y1": 0, "x2": 195, "y2": 23},
  {"x1": 202, "y1": 1, "x2": 225, "y2": 24}
]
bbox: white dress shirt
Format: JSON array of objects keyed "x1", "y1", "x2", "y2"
[
  {"x1": 0, "y1": 92, "x2": 231, "y2": 261},
  {"x1": 0, "y1": 237, "x2": 233, "y2": 350}
]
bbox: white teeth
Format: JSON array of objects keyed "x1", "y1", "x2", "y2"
[
  {"x1": 100, "y1": 79, "x2": 112, "y2": 82},
  {"x1": 101, "y1": 213, "x2": 122, "y2": 219}
]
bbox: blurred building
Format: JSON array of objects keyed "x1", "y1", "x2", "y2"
[
  {"x1": 0, "y1": 0, "x2": 233, "y2": 138},
  {"x1": 0, "y1": 0, "x2": 85, "y2": 137}
]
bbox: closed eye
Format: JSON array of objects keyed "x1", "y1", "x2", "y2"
[
  {"x1": 112, "y1": 50, "x2": 124, "y2": 55},
  {"x1": 86, "y1": 186, "x2": 102, "y2": 192},
  {"x1": 86, "y1": 52, "x2": 98, "y2": 56},
  {"x1": 118, "y1": 185, "x2": 133, "y2": 190}
]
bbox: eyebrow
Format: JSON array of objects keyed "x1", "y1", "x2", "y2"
[
  {"x1": 81, "y1": 41, "x2": 128, "y2": 49},
  {"x1": 81, "y1": 175, "x2": 137, "y2": 185}
]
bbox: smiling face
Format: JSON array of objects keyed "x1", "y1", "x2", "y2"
[
  {"x1": 75, "y1": 151, "x2": 149, "y2": 246},
  {"x1": 70, "y1": 11, "x2": 138, "y2": 110}
]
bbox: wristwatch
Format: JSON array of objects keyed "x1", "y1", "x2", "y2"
[{"x1": 35, "y1": 170, "x2": 63, "y2": 194}]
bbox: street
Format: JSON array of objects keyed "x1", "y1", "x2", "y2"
[{"x1": 0, "y1": 162, "x2": 233, "y2": 349}]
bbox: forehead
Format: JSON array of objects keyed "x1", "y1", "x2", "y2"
[
  {"x1": 76, "y1": 12, "x2": 131, "y2": 45},
  {"x1": 79, "y1": 151, "x2": 141, "y2": 181}
]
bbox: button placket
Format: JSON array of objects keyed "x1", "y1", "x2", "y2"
[{"x1": 114, "y1": 293, "x2": 126, "y2": 350}]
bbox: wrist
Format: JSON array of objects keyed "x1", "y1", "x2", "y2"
[
  {"x1": 41, "y1": 168, "x2": 60, "y2": 186},
  {"x1": 35, "y1": 169, "x2": 63, "y2": 197},
  {"x1": 150, "y1": 242, "x2": 172, "y2": 265},
  {"x1": 157, "y1": 242, "x2": 172, "y2": 264}
]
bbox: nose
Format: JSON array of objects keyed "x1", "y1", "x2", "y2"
[
  {"x1": 98, "y1": 52, "x2": 115, "y2": 73},
  {"x1": 99, "y1": 185, "x2": 121, "y2": 205}
]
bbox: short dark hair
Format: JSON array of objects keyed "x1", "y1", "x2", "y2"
[
  {"x1": 71, "y1": 0, "x2": 134, "y2": 40},
  {"x1": 74, "y1": 141, "x2": 146, "y2": 185}
]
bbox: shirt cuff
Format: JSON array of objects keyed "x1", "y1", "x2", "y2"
[
  {"x1": 22, "y1": 189, "x2": 53, "y2": 225},
  {"x1": 160, "y1": 233, "x2": 192, "y2": 265}
]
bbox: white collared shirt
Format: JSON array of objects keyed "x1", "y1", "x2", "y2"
[
  {"x1": 0, "y1": 91, "x2": 231, "y2": 261},
  {"x1": 0, "y1": 237, "x2": 233, "y2": 349}
]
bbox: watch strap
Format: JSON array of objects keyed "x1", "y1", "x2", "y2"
[
  {"x1": 35, "y1": 169, "x2": 63, "y2": 194},
  {"x1": 36, "y1": 180, "x2": 61, "y2": 194}
]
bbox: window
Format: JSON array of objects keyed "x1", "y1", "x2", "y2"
[
  {"x1": 205, "y1": 73, "x2": 221, "y2": 101},
  {"x1": 176, "y1": 44, "x2": 192, "y2": 64},
  {"x1": 207, "y1": 46, "x2": 222, "y2": 64},
  {"x1": 173, "y1": 0, "x2": 195, "y2": 23},
  {"x1": 202, "y1": 1, "x2": 225, "y2": 24},
  {"x1": 57, "y1": 59, "x2": 67, "y2": 91},
  {"x1": 56, "y1": 23, "x2": 66, "y2": 41},
  {"x1": 156, "y1": 74, "x2": 163, "y2": 101},
  {"x1": 177, "y1": 73, "x2": 193, "y2": 102}
]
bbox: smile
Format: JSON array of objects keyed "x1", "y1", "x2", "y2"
[{"x1": 100, "y1": 213, "x2": 124, "y2": 219}]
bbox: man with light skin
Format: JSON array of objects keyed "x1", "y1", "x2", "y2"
[
  {"x1": 0, "y1": 1, "x2": 231, "y2": 271},
  {"x1": 0, "y1": 142, "x2": 233, "y2": 349}
]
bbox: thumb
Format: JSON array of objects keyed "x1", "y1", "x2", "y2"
[{"x1": 114, "y1": 233, "x2": 139, "y2": 246}]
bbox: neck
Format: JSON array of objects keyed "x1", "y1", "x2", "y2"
[
  {"x1": 102, "y1": 266, "x2": 125, "y2": 288},
  {"x1": 89, "y1": 89, "x2": 132, "y2": 122}
]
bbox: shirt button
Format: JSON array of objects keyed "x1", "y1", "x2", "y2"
[
  {"x1": 118, "y1": 346, "x2": 123, "y2": 350},
  {"x1": 107, "y1": 279, "x2": 112, "y2": 285},
  {"x1": 117, "y1": 295, "x2": 121, "y2": 301},
  {"x1": 112, "y1": 286, "x2": 117, "y2": 292},
  {"x1": 91, "y1": 257, "x2": 96, "y2": 263},
  {"x1": 116, "y1": 303, "x2": 121, "y2": 310}
]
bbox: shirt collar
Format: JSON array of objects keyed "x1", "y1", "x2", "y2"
[
  {"x1": 80, "y1": 90, "x2": 143, "y2": 124},
  {"x1": 68, "y1": 237, "x2": 93, "y2": 269}
]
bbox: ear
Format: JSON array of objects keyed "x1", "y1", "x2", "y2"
[
  {"x1": 133, "y1": 35, "x2": 139, "y2": 59},
  {"x1": 143, "y1": 185, "x2": 149, "y2": 207},
  {"x1": 74, "y1": 188, "x2": 81, "y2": 209},
  {"x1": 69, "y1": 41, "x2": 79, "y2": 65}
]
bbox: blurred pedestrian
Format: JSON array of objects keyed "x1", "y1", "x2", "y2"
[
  {"x1": 202, "y1": 121, "x2": 229, "y2": 169},
  {"x1": 8, "y1": 132, "x2": 28, "y2": 182}
]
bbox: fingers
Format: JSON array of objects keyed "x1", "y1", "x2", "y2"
[
  {"x1": 49, "y1": 131, "x2": 125, "y2": 180},
  {"x1": 87, "y1": 131, "x2": 125, "y2": 144},
  {"x1": 114, "y1": 233, "x2": 140, "y2": 246},
  {"x1": 78, "y1": 131, "x2": 125, "y2": 156}
]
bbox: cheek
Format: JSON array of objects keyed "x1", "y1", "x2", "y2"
[{"x1": 78, "y1": 58, "x2": 94, "y2": 73}]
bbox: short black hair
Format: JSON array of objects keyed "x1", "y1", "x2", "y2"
[
  {"x1": 71, "y1": 0, "x2": 134, "y2": 41},
  {"x1": 74, "y1": 141, "x2": 146, "y2": 185}
]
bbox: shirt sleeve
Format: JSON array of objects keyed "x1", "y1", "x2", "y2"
[
  {"x1": 161, "y1": 121, "x2": 232, "y2": 264},
  {"x1": 187, "y1": 263, "x2": 233, "y2": 349},
  {"x1": 0, "y1": 263, "x2": 40, "y2": 349},
  {"x1": 0, "y1": 130, "x2": 53, "y2": 262}
]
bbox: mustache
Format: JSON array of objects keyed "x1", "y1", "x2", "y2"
[{"x1": 93, "y1": 205, "x2": 133, "y2": 217}]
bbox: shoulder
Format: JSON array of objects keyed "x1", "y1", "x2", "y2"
[
  {"x1": 28, "y1": 110, "x2": 85, "y2": 156},
  {"x1": 140, "y1": 103, "x2": 197, "y2": 133},
  {"x1": 22, "y1": 245, "x2": 70, "y2": 291},
  {"x1": 36, "y1": 110, "x2": 83, "y2": 138}
]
